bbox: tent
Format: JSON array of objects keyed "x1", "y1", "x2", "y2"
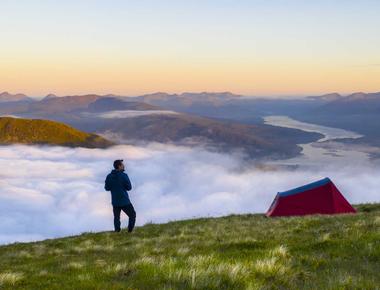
[{"x1": 266, "y1": 177, "x2": 356, "y2": 217}]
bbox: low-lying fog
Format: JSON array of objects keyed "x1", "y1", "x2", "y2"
[
  {"x1": 82, "y1": 110, "x2": 179, "y2": 119},
  {"x1": 0, "y1": 143, "x2": 379, "y2": 245}
]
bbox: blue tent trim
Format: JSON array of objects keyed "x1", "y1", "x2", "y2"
[{"x1": 278, "y1": 177, "x2": 331, "y2": 197}]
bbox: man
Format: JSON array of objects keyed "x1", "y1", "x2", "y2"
[{"x1": 104, "y1": 159, "x2": 136, "y2": 232}]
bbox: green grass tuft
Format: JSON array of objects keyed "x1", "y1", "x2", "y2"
[{"x1": 0, "y1": 203, "x2": 379, "y2": 289}]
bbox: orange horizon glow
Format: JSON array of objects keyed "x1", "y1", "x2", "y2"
[{"x1": 1, "y1": 1, "x2": 379, "y2": 98}]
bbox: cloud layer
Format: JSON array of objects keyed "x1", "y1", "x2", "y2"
[
  {"x1": 82, "y1": 110, "x2": 178, "y2": 119},
  {"x1": 0, "y1": 143, "x2": 379, "y2": 245}
]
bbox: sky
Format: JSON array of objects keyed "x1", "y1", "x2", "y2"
[
  {"x1": 0, "y1": 0, "x2": 379, "y2": 97},
  {"x1": 1, "y1": 143, "x2": 379, "y2": 245}
]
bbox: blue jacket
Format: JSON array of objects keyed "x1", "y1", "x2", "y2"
[{"x1": 104, "y1": 169, "x2": 132, "y2": 206}]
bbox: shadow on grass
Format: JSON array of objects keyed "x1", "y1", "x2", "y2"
[{"x1": 217, "y1": 240, "x2": 267, "y2": 256}]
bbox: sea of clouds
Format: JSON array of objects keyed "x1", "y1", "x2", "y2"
[
  {"x1": 81, "y1": 110, "x2": 179, "y2": 119},
  {"x1": 0, "y1": 143, "x2": 379, "y2": 245}
]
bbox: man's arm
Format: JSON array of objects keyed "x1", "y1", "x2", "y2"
[
  {"x1": 104, "y1": 175, "x2": 111, "y2": 191},
  {"x1": 122, "y1": 173, "x2": 132, "y2": 191}
]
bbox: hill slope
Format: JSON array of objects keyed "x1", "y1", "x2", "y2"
[
  {"x1": 0, "y1": 117, "x2": 113, "y2": 148},
  {"x1": 72, "y1": 112, "x2": 321, "y2": 160},
  {"x1": 0, "y1": 204, "x2": 378, "y2": 289}
]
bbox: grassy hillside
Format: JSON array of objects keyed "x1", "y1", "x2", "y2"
[
  {"x1": 0, "y1": 117, "x2": 113, "y2": 148},
  {"x1": 0, "y1": 204, "x2": 378, "y2": 289}
]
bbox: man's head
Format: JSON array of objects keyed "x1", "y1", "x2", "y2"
[{"x1": 113, "y1": 159, "x2": 125, "y2": 171}]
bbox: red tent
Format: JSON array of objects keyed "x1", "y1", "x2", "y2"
[{"x1": 266, "y1": 178, "x2": 356, "y2": 217}]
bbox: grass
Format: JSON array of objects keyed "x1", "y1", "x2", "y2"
[
  {"x1": 0, "y1": 116, "x2": 113, "y2": 148},
  {"x1": 0, "y1": 204, "x2": 379, "y2": 289}
]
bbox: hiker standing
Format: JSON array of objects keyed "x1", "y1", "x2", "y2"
[{"x1": 104, "y1": 159, "x2": 136, "y2": 232}]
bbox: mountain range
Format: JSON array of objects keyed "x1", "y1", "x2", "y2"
[
  {"x1": 313, "y1": 92, "x2": 380, "y2": 114},
  {"x1": 3, "y1": 90, "x2": 380, "y2": 158},
  {"x1": 0, "y1": 91, "x2": 323, "y2": 160}
]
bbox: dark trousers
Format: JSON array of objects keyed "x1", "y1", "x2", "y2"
[{"x1": 113, "y1": 203, "x2": 136, "y2": 232}]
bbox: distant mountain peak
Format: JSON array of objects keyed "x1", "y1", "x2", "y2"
[
  {"x1": 43, "y1": 93, "x2": 59, "y2": 100},
  {"x1": 322, "y1": 92, "x2": 342, "y2": 98},
  {"x1": 151, "y1": 91, "x2": 173, "y2": 95},
  {"x1": 308, "y1": 93, "x2": 342, "y2": 101},
  {"x1": 0, "y1": 91, "x2": 30, "y2": 103},
  {"x1": 180, "y1": 91, "x2": 241, "y2": 97},
  {"x1": 346, "y1": 92, "x2": 368, "y2": 100},
  {"x1": 0, "y1": 91, "x2": 26, "y2": 97}
]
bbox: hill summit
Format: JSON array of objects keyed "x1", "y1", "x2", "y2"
[{"x1": 0, "y1": 117, "x2": 113, "y2": 148}]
